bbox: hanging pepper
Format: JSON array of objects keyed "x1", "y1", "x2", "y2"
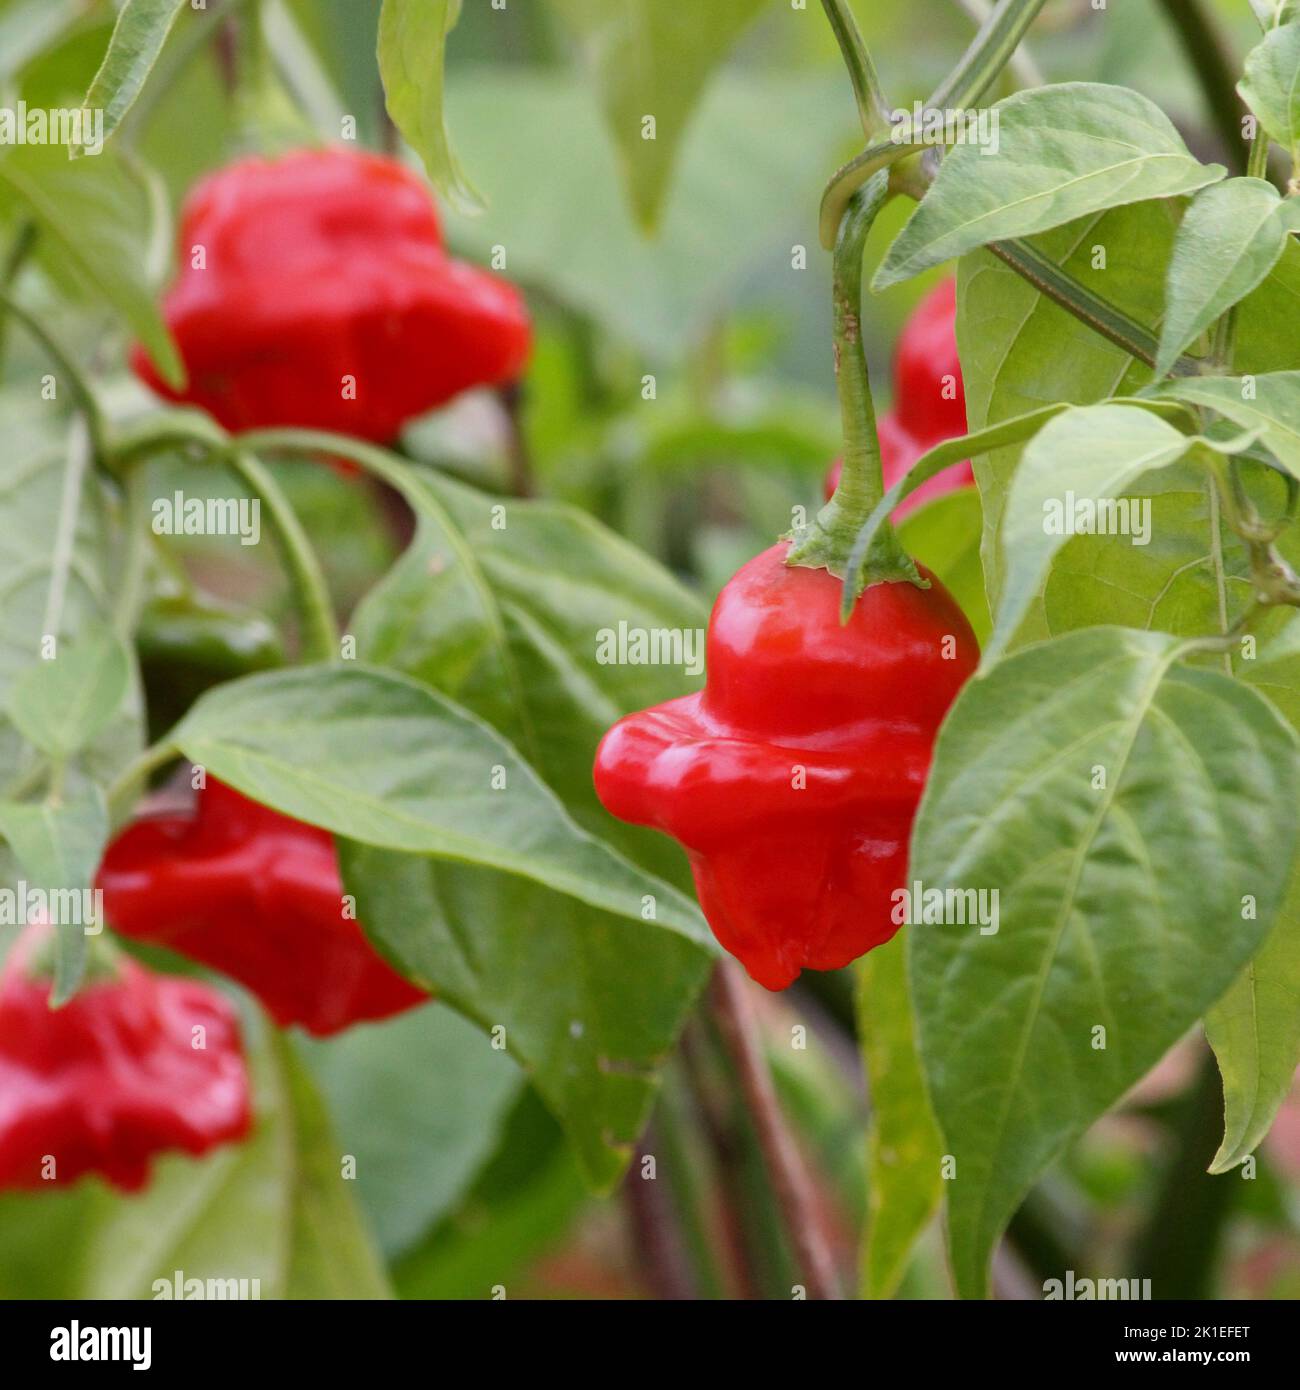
[
  {"x1": 131, "y1": 147, "x2": 532, "y2": 442},
  {"x1": 593, "y1": 542, "x2": 979, "y2": 990},
  {"x1": 825, "y1": 278, "x2": 974, "y2": 514},
  {"x1": 97, "y1": 780, "x2": 428, "y2": 1037},
  {"x1": 0, "y1": 925, "x2": 251, "y2": 1192}
]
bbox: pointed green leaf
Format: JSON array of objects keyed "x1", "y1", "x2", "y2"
[
  {"x1": 1156, "y1": 178, "x2": 1300, "y2": 379},
  {"x1": 910, "y1": 627, "x2": 1299, "y2": 1298},
  {"x1": 1239, "y1": 20, "x2": 1300, "y2": 161},
  {"x1": 876, "y1": 84, "x2": 1224, "y2": 290},
  {"x1": 76, "y1": 0, "x2": 189, "y2": 155}
]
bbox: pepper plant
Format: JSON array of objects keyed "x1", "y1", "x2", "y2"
[{"x1": 0, "y1": 0, "x2": 1298, "y2": 1306}]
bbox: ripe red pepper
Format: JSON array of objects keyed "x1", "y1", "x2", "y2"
[
  {"x1": 97, "y1": 780, "x2": 428, "y2": 1037},
  {"x1": 593, "y1": 543, "x2": 979, "y2": 989},
  {"x1": 824, "y1": 278, "x2": 973, "y2": 514},
  {"x1": 131, "y1": 147, "x2": 532, "y2": 442},
  {"x1": 0, "y1": 926, "x2": 250, "y2": 1192}
]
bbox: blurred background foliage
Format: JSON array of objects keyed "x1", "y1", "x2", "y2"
[{"x1": 0, "y1": 0, "x2": 1296, "y2": 1299}]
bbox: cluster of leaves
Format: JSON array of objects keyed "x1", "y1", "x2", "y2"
[{"x1": 849, "y1": 10, "x2": 1300, "y2": 1299}]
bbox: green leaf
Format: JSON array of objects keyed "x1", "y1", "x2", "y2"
[
  {"x1": 340, "y1": 844, "x2": 711, "y2": 1190},
  {"x1": 79, "y1": 1020, "x2": 390, "y2": 1299},
  {"x1": 1205, "y1": 869, "x2": 1300, "y2": 1174},
  {"x1": 76, "y1": 0, "x2": 189, "y2": 155},
  {"x1": 0, "y1": 434, "x2": 144, "y2": 792},
  {"x1": 0, "y1": 790, "x2": 106, "y2": 1005},
  {"x1": 910, "y1": 627, "x2": 1299, "y2": 1298},
  {"x1": 988, "y1": 404, "x2": 1221, "y2": 662},
  {"x1": 544, "y1": 0, "x2": 770, "y2": 231},
  {"x1": 876, "y1": 85, "x2": 1224, "y2": 290},
  {"x1": 6, "y1": 632, "x2": 129, "y2": 761},
  {"x1": 1205, "y1": 618, "x2": 1300, "y2": 1172},
  {"x1": 1041, "y1": 464, "x2": 1250, "y2": 644},
  {"x1": 1156, "y1": 179, "x2": 1300, "y2": 379},
  {"x1": 392, "y1": 1088, "x2": 587, "y2": 1298},
  {"x1": 172, "y1": 664, "x2": 711, "y2": 946},
  {"x1": 377, "y1": 0, "x2": 481, "y2": 213},
  {"x1": 0, "y1": 146, "x2": 181, "y2": 387},
  {"x1": 350, "y1": 462, "x2": 706, "y2": 887},
  {"x1": 896, "y1": 487, "x2": 991, "y2": 647},
  {"x1": 1239, "y1": 20, "x2": 1300, "y2": 161},
  {"x1": 958, "y1": 200, "x2": 1180, "y2": 631},
  {"x1": 1237, "y1": 235, "x2": 1300, "y2": 374},
  {"x1": 300, "y1": 1003, "x2": 522, "y2": 1257},
  {"x1": 1156, "y1": 372, "x2": 1300, "y2": 478},
  {"x1": 856, "y1": 934, "x2": 944, "y2": 1300}
]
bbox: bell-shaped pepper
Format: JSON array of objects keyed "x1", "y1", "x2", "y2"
[
  {"x1": 0, "y1": 926, "x2": 251, "y2": 1192},
  {"x1": 131, "y1": 147, "x2": 532, "y2": 442},
  {"x1": 97, "y1": 780, "x2": 428, "y2": 1036},
  {"x1": 594, "y1": 543, "x2": 979, "y2": 989}
]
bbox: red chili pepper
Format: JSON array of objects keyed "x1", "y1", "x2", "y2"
[
  {"x1": 97, "y1": 780, "x2": 428, "y2": 1037},
  {"x1": 0, "y1": 925, "x2": 250, "y2": 1192},
  {"x1": 593, "y1": 542, "x2": 979, "y2": 990},
  {"x1": 131, "y1": 147, "x2": 532, "y2": 442},
  {"x1": 824, "y1": 278, "x2": 973, "y2": 513}
]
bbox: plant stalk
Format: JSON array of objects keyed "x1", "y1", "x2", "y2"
[
  {"x1": 820, "y1": 0, "x2": 892, "y2": 137},
  {"x1": 225, "y1": 450, "x2": 339, "y2": 664},
  {"x1": 1153, "y1": 0, "x2": 1249, "y2": 173},
  {"x1": 708, "y1": 960, "x2": 843, "y2": 1300}
]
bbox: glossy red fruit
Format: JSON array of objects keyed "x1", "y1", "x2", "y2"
[
  {"x1": 131, "y1": 147, "x2": 532, "y2": 442},
  {"x1": 593, "y1": 543, "x2": 979, "y2": 990},
  {"x1": 894, "y1": 278, "x2": 967, "y2": 443},
  {"x1": 98, "y1": 780, "x2": 428, "y2": 1037},
  {"x1": 0, "y1": 926, "x2": 250, "y2": 1192}
]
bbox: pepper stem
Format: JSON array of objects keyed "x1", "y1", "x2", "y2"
[{"x1": 785, "y1": 176, "x2": 921, "y2": 596}]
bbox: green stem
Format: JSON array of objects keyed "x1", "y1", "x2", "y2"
[
  {"x1": 989, "y1": 239, "x2": 1191, "y2": 374},
  {"x1": 708, "y1": 960, "x2": 843, "y2": 1300},
  {"x1": 952, "y1": 0, "x2": 1043, "y2": 88},
  {"x1": 818, "y1": 0, "x2": 1048, "y2": 246},
  {"x1": 927, "y1": 0, "x2": 1047, "y2": 110},
  {"x1": 0, "y1": 290, "x2": 109, "y2": 461},
  {"x1": 1153, "y1": 0, "x2": 1249, "y2": 173},
  {"x1": 224, "y1": 450, "x2": 339, "y2": 663},
  {"x1": 820, "y1": 0, "x2": 892, "y2": 137},
  {"x1": 786, "y1": 179, "x2": 920, "y2": 589}
]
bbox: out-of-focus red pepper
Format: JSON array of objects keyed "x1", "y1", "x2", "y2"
[
  {"x1": 97, "y1": 780, "x2": 428, "y2": 1037},
  {"x1": 824, "y1": 278, "x2": 973, "y2": 515},
  {"x1": 131, "y1": 147, "x2": 532, "y2": 442},
  {"x1": 593, "y1": 542, "x2": 979, "y2": 990},
  {"x1": 0, "y1": 925, "x2": 250, "y2": 1192}
]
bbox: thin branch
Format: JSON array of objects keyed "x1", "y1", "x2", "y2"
[
  {"x1": 1153, "y1": 0, "x2": 1249, "y2": 173},
  {"x1": 951, "y1": 0, "x2": 1044, "y2": 88},
  {"x1": 820, "y1": 0, "x2": 893, "y2": 137},
  {"x1": 623, "y1": 1129, "x2": 699, "y2": 1300},
  {"x1": 708, "y1": 960, "x2": 842, "y2": 1300}
]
